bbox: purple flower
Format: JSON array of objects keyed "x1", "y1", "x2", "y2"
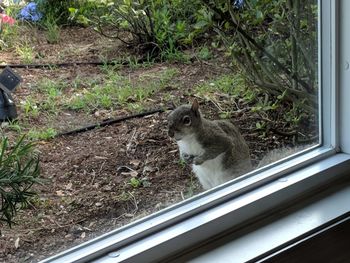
[
  {"x1": 18, "y1": 2, "x2": 43, "y2": 22},
  {"x1": 233, "y1": 0, "x2": 244, "y2": 9}
]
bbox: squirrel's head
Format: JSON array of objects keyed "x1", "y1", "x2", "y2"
[{"x1": 167, "y1": 99, "x2": 202, "y2": 141}]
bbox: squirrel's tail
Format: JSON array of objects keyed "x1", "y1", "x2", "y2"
[{"x1": 257, "y1": 144, "x2": 312, "y2": 168}]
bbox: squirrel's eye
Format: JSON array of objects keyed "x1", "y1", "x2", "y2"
[{"x1": 182, "y1": 115, "x2": 191, "y2": 126}]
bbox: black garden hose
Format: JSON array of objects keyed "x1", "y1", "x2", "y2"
[{"x1": 57, "y1": 107, "x2": 171, "y2": 137}]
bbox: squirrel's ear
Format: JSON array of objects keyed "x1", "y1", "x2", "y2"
[{"x1": 191, "y1": 99, "x2": 200, "y2": 116}]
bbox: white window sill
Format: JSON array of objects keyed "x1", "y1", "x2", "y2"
[{"x1": 174, "y1": 171, "x2": 350, "y2": 263}]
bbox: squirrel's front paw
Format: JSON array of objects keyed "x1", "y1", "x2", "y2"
[
  {"x1": 182, "y1": 153, "x2": 195, "y2": 164},
  {"x1": 193, "y1": 156, "x2": 204, "y2": 165}
]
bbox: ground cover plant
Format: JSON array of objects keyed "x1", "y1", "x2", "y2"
[{"x1": 0, "y1": 1, "x2": 317, "y2": 262}]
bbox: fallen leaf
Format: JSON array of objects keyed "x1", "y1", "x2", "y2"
[
  {"x1": 56, "y1": 190, "x2": 65, "y2": 197},
  {"x1": 65, "y1": 182, "x2": 73, "y2": 190},
  {"x1": 81, "y1": 232, "x2": 86, "y2": 239},
  {"x1": 14, "y1": 237, "x2": 20, "y2": 249},
  {"x1": 129, "y1": 159, "x2": 141, "y2": 168}
]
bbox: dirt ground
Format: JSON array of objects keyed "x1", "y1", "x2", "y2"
[{"x1": 0, "y1": 27, "x2": 317, "y2": 263}]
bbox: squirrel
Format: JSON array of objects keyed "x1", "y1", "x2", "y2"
[
  {"x1": 167, "y1": 99, "x2": 253, "y2": 190},
  {"x1": 167, "y1": 100, "x2": 311, "y2": 190}
]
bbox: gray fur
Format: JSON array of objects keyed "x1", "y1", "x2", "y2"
[{"x1": 167, "y1": 100, "x2": 252, "y2": 189}]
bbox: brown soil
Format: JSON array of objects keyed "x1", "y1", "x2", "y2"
[{"x1": 0, "y1": 27, "x2": 317, "y2": 263}]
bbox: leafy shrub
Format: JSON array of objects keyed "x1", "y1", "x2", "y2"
[
  {"x1": 203, "y1": 0, "x2": 318, "y2": 110},
  {"x1": 34, "y1": 0, "x2": 97, "y2": 25},
  {"x1": 0, "y1": 136, "x2": 40, "y2": 227},
  {"x1": 90, "y1": 0, "x2": 212, "y2": 56}
]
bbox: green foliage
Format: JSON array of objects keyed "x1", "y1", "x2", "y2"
[
  {"x1": 20, "y1": 79, "x2": 66, "y2": 117},
  {"x1": 195, "y1": 74, "x2": 256, "y2": 103},
  {"x1": 34, "y1": 0, "x2": 73, "y2": 25},
  {"x1": 129, "y1": 177, "x2": 150, "y2": 188},
  {"x1": 0, "y1": 136, "x2": 40, "y2": 227},
  {"x1": 27, "y1": 127, "x2": 57, "y2": 140},
  {"x1": 90, "y1": 0, "x2": 212, "y2": 57},
  {"x1": 204, "y1": 0, "x2": 318, "y2": 110},
  {"x1": 68, "y1": 0, "x2": 100, "y2": 26},
  {"x1": 0, "y1": 5, "x2": 20, "y2": 49},
  {"x1": 36, "y1": 79, "x2": 65, "y2": 114},
  {"x1": 20, "y1": 98, "x2": 40, "y2": 118},
  {"x1": 43, "y1": 15, "x2": 60, "y2": 44},
  {"x1": 16, "y1": 42, "x2": 35, "y2": 64},
  {"x1": 66, "y1": 67, "x2": 178, "y2": 112},
  {"x1": 0, "y1": 22, "x2": 18, "y2": 50},
  {"x1": 197, "y1": 46, "x2": 213, "y2": 60}
]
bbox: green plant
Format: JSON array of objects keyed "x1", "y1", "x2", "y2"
[
  {"x1": 0, "y1": 21, "x2": 18, "y2": 50},
  {"x1": 3, "y1": 121, "x2": 22, "y2": 134},
  {"x1": 43, "y1": 15, "x2": 60, "y2": 44},
  {"x1": 91, "y1": 0, "x2": 211, "y2": 57},
  {"x1": 38, "y1": 79, "x2": 65, "y2": 114},
  {"x1": 20, "y1": 98, "x2": 40, "y2": 118},
  {"x1": 66, "y1": 68, "x2": 178, "y2": 112},
  {"x1": 204, "y1": 0, "x2": 318, "y2": 111},
  {"x1": 16, "y1": 42, "x2": 35, "y2": 64},
  {"x1": 160, "y1": 46, "x2": 190, "y2": 63},
  {"x1": 129, "y1": 177, "x2": 150, "y2": 188},
  {"x1": 197, "y1": 46, "x2": 212, "y2": 60},
  {"x1": 68, "y1": 0, "x2": 102, "y2": 26},
  {"x1": 0, "y1": 136, "x2": 40, "y2": 226},
  {"x1": 28, "y1": 127, "x2": 57, "y2": 141},
  {"x1": 35, "y1": 0, "x2": 80, "y2": 25},
  {"x1": 195, "y1": 74, "x2": 255, "y2": 103}
]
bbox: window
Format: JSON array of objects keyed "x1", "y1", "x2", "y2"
[{"x1": 41, "y1": 0, "x2": 350, "y2": 262}]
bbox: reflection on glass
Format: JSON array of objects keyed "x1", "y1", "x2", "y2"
[{"x1": 0, "y1": 0, "x2": 318, "y2": 262}]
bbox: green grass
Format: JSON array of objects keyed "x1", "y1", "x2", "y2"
[
  {"x1": 160, "y1": 48, "x2": 191, "y2": 63},
  {"x1": 13, "y1": 66, "x2": 179, "y2": 142},
  {"x1": 36, "y1": 79, "x2": 66, "y2": 114},
  {"x1": 27, "y1": 127, "x2": 57, "y2": 141},
  {"x1": 195, "y1": 74, "x2": 256, "y2": 102},
  {"x1": 66, "y1": 67, "x2": 179, "y2": 112},
  {"x1": 20, "y1": 79, "x2": 67, "y2": 117},
  {"x1": 43, "y1": 16, "x2": 61, "y2": 44},
  {"x1": 20, "y1": 98, "x2": 40, "y2": 118},
  {"x1": 0, "y1": 23, "x2": 19, "y2": 50},
  {"x1": 16, "y1": 42, "x2": 36, "y2": 64}
]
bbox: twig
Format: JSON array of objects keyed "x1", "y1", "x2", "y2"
[
  {"x1": 210, "y1": 99, "x2": 224, "y2": 112},
  {"x1": 128, "y1": 191, "x2": 139, "y2": 214},
  {"x1": 126, "y1": 128, "x2": 137, "y2": 153},
  {"x1": 91, "y1": 161, "x2": 106, "y2": 185}
]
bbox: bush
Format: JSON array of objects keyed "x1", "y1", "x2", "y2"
[
  {"x1": 0, "y1": 136, "x2": 40, "y2": 227},
  {"x1": 202, "y1": 0, "x2": 318, "y2": 110},
  {"x1": 35, "y1": 0, "x2": 97, "y2": 26},
  {"x1": 90, "y1": 0, "x2": 212, "y2": 56}
]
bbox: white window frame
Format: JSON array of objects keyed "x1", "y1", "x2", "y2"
[{"x1": 41, "y1": 0, "x2": 350, "y2": 262}]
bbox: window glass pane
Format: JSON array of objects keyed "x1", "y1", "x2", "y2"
[{"x1": 0, "y1": 0, "x2": 318, "y2": 261}]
